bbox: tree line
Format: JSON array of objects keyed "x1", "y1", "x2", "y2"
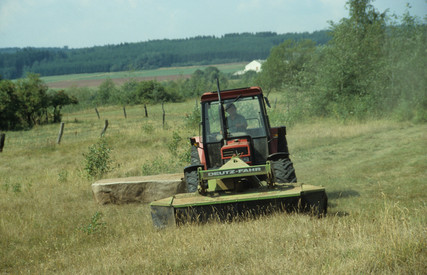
[{"x1": 0, "y1": 31, "x2": 330, "y2": 79}]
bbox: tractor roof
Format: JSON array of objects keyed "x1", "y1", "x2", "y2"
[{"x1": 200, "y1": 86, "x2": 263, "y2": 102}]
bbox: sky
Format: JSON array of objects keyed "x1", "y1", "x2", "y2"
[{"x1": 0, "y1": 0, "x2": 426, "y2": 49}]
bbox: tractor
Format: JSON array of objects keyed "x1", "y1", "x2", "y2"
[
  {"x1": 150, "y1": 84, "x2": 327, "y2": 228},
  {"x1": 185, "y1": 85, "x2": 297, "y2": 192}
]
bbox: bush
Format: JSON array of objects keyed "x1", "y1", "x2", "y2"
[
  {"x1": 83, "y1": 138, "x2": 113, "y2": 179},
  {"x1": 79, "y1": 211, "x2": 106, "y2": 235},
  {"x1": 167, "y1": 131, "x2": 191, "y2": 163}
]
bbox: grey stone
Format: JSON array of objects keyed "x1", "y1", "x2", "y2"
[{"x1": 91, "y1": 173, "x2": 186, "y2": 205}]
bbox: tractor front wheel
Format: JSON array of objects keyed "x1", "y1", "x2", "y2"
[{"x1": 184, "y1": 169, "x2": 199, "y2": 193}]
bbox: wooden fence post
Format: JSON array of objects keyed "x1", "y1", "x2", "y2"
[
  {"x1": 144, "y1": 104, "x2": 148, "y2": 117},
  {"x1": 123, "y1": 106, "x2": 127, "y2": 119},
  {"x1": 0, "y1": 133, "x2": 5, "y2": 152},
  {"x1": 95, "y1": 107, "x2": 100, "y2": 119},
  {"x1": 57, "y1": 122, "x2": 65, "y2": 144},
  {"x1": 101, "y1": 120, "x2": 109, "y2": 137},
  {"x1": 162, "y1": 102, "x2": 165, "y2": 127}
]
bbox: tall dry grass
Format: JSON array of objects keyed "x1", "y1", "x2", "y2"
[{"x1": 0, "y1": 96, "x2": 426, "y2": 274}]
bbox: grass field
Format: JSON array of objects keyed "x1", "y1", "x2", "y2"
[
  {"x1": 41, "y1": 63, "x2": 247, "y2": 89},
  {"x1": 0, "y1": 93, "x2": 426, "y2": 274}
]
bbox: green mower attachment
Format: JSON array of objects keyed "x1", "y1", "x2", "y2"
[{"x1": 150, "y1": 157, "x2": 327, "y2": 228}]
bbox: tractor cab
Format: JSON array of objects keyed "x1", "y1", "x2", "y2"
[{"x1": 201, "y1": 87, "x2": 270, "y2": 169}]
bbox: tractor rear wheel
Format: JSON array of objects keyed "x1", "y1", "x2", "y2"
[
  {"x1": 185, "y1": 169, "x2": 199, "y2": 192},
  {"x1": 272, "y1": 158, "x2": 297, "y2": 183},
  {"x1": 190, "y1": 146, "x2": 201, "y2": 165}
]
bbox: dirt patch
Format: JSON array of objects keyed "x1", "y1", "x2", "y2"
[{"x1": 48, "y1": 74, "x2": 192, "y2": 89}]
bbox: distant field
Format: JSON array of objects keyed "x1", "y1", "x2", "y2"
[{"x1": 42, "y1": 62, "x2": 246, "y2": 89}]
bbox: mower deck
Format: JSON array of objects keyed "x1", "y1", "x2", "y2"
[{"x1": 150, "y1": 183, "x2": 327, "y2": 228}]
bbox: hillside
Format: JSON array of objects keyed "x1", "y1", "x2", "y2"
[
  {"x1": 0, "y1": 97, "x2": 425, "y2": 273},
  {"x1": 41, "y1": 62, "x2": 247, "y2": 89},
  {"x1": 0, "y1": 31, "x2": 330, "y2": 79}
]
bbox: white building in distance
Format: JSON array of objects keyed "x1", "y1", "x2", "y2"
[{"x1": 234, "y1": 60, "x2": 265, "y2": 75}]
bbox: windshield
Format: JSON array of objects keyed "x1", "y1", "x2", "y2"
[{"x1": 204, "y1": 96, "x2": 266, "y2": 142}]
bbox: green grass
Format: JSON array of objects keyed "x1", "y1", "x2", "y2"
[
  {"x1": 0, "y1": 93, "x2": 426, "y2": 274},
  {"x1": 40, "y1": 63, "x2": 246, "y2": 84}
]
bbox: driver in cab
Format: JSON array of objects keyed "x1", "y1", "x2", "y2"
[{"x1": 225, "y1": 103, "x2": 247, "y2": 132}]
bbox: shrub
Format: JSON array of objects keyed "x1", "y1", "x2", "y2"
[
  {"x1": 167, "y1": 131, "x2": 182, "y2": 157},
  {"x1": 79, "y1": 211, "x2": 106, "y2": 235},
  {"x1": 167, "y1": 131, "x2": 191, "y2": 164},
  {"x1": 141, "y1": 123, "x2": 154, "y2": 134},
  {"x1": 83, "y1": 138, "x2": 113, "y2": 179}
]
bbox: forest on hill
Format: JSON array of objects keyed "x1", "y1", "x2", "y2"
[{"x1": 0, "y1": 31, "x2": 330, "y2": 80}]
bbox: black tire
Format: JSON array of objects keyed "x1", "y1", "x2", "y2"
[
  {"x1": 271, "y1": 158, "x2": 297, "y2": 183},
  {"x1": 190, "y1": 145, "x2": 201, "y2": 165},
  {"x1": 185, "y1": 169, "x2": 199, "y2": 193}
]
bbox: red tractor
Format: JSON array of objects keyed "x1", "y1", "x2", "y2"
[
  {"x1": 184, "y1": 85, "x2": 297, "y2": 193},
  {"x1": 150, "y1": 84, "x2": 327, "y2": 228}
]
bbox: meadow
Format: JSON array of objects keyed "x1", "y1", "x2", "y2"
[
  {"x1": 0, "y1": 92, "x2": 426, "y2": 274},
  {"x1": 41, "y1": 63, "x2": 246, "y2": 89}
]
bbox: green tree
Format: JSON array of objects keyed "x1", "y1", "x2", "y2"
[
  {"x1": 1, "y1": 75, "x2": 79, "y2": 129},
  {"x1": 0, "y1": 79, "x2": 20, "y2": 130},
  {"x1": 127, "y1": 80, "x2": 179, "y2": 104},
  {"x1": 383, "y1": 8, "x2": 427, "y2": 121},
  {"x1": 239, "y1": 70, "x2": 257, "y2": 87},
  {"x1": 186, "y1": 69, "x2": 207, "y2": 97},
  {"x1": 15, "y1": 73, "x2": 50, "y2": 127},
  {"x1": 96, "y1": 78, "x2": 117, "y2": 105},
  {"x1": 204, "y1": 66, "x2": 228, "y2": 90},
  {"x1": 49, "y1": 90, "x2": 78, "y2": 123},
  {"x1": 119, "y1": 79, "x2": 139, "y2": 105},
  {"x1": 257, "y1": 39, "x2": 316, "y2": 95},
  {"x1": 311, "y1": 0, "x2": 387, "y2": 118},
  {"x1": 184, "y1": 67, "x2": 228, "y2": 97}
]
